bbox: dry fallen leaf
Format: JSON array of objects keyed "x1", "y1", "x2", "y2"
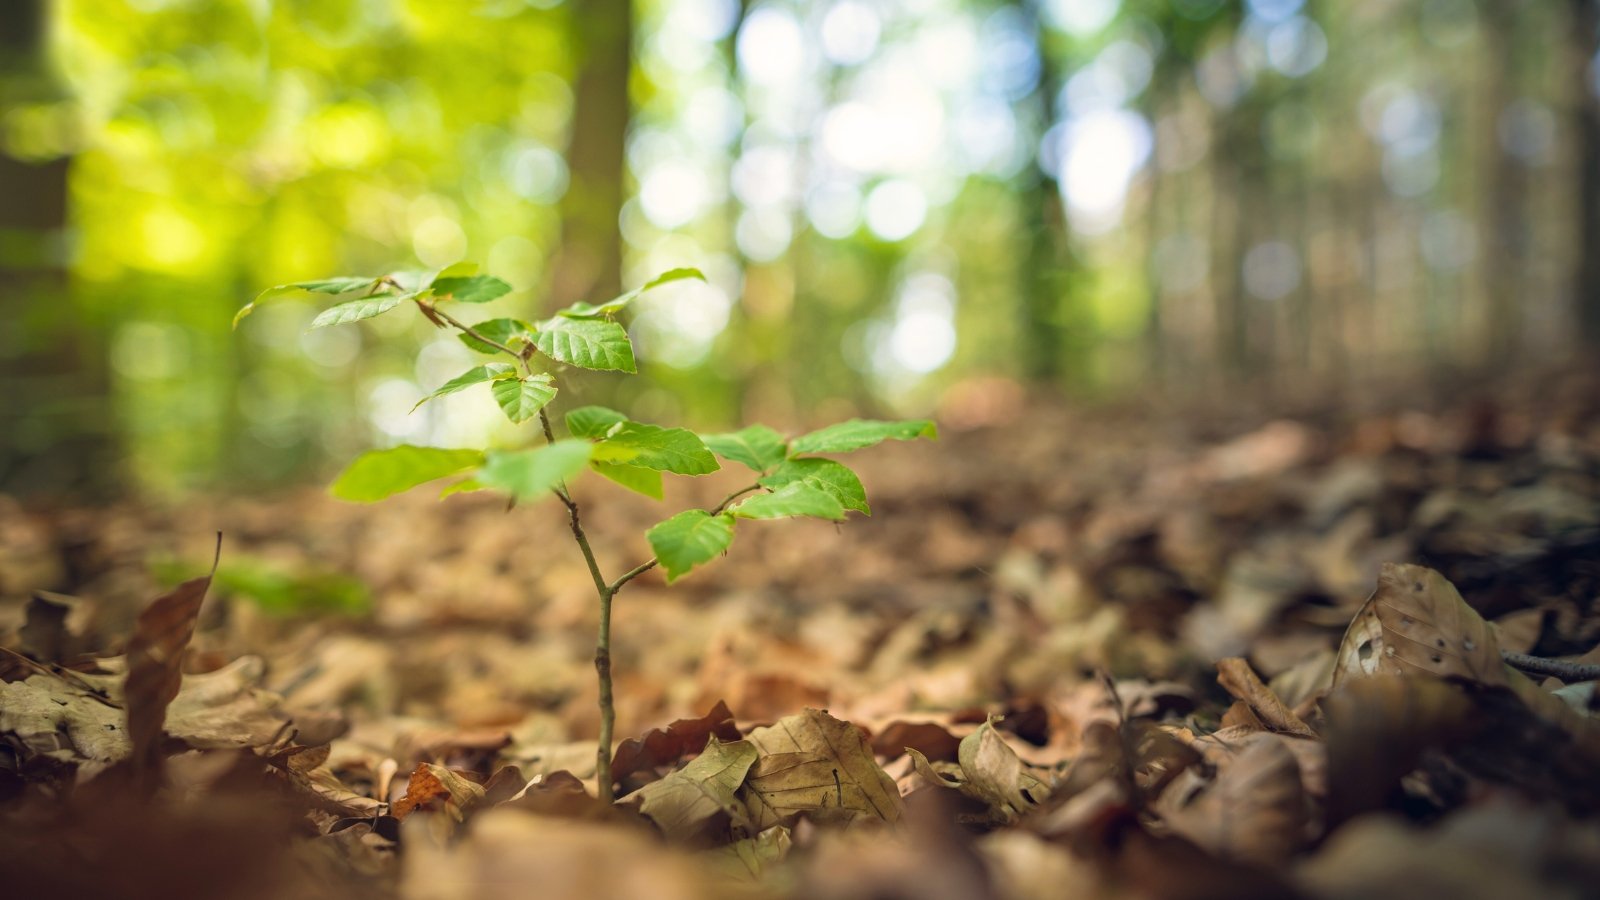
[
  {"x1": 739, "y1": 708, "x2": 902, "y2": 830},
  {"x1": 908, "y1": 718, "x2": 1051, "y2": 825},
  {"x1": 125, "y1": 565, "x2": 215, "y2": 773},
  {"x1": 622, "y1": 736, "x2": 758, "y2": 843},
  {"x1": 1216, "y1": 657, "x2": 1317, "y2": 737},
  {"x1": 392, "y1": 762, "x2": 486, "y2": 821},
  {"x1": 1161, "y1": 731, "x2": 1309, "y2": 865},
  {"x1": 610, "y1": 699, "x2": 742, "y2": 783},
  {"x1": 1334, "y1": 563, "x2": 1503, "y2": 686}
]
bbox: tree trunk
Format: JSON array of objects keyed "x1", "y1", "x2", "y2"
[
  {"x1": 1571, "y1": 0, "x2": 1600, "y2": 346},
  {"x1": 1480, "y1": 0, "x2": 1524, "y2": 361},
  {"x1": 0, "y1": 0, "x2": 113, "y2": 496},
  {"x1": 546, "y1": 0, "x2": 632, "y2": 314}
]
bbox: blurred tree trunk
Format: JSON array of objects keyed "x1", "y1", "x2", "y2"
[
  {"x1": 1021, "y1": 12, "x2": 1079, "y2": 386},
  {"x1": 1480, "y1": 0, "x2": 1524, "y2": 361},
  {"x1": 0, "y1": 0, "x2": 113, "y2": 496},
  {"x1": 546, "y1": 1, "x2": 631, "y2": 313},
  {"x1": 1571, "y1": 0, "x2": 1600, "y2": 346}
]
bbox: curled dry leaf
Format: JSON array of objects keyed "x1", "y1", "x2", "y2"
[
  {"x1": 391, "y1": 761, "x2": 486, "y2": 821},
  {"x1": 1216, "y1": 657, "x2": 1316, "y2": 737},
  {"x1": 907, "y1": 718, "x2": 1051, "y2": 825},
  {"x1": 621, "y1": 736, "x2": 758, "y2": 843},
  {"x1": 739, "y1": 708, "x2": 902, "y2": 830},
  {"x1": 1161, "y1": 731, "x2": 1309, "y2": 865},
  {"x1": 1334, "y1": 563, "x2": 1503, "y2": 686},
  {"x1": 610, "y1": 699, "x2": 742, "y2": 783},
  {"x1": 125, "y1": 569, "x2": 215, "y2": 772}
]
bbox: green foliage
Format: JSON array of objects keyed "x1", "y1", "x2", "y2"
[
  {"x1": 232, "y1": 277, "x2": 380, "y2": 327},
  {"x1": 647, "y1": 510, "x2": 736, "y2": 582},
  {"x1": 789, "y1": 419, "x2": 938, "y2": 455},
  {"x1": 731, "y1": 481, "x2": 845, "y2": 521},
  {"x1": 431, "y1": 274, "x2": 511, "y2": 304},
  {"x1": 591, "y1": 423, "x2": 720, "y2": 475},
  {"x1": 590, "y1": 460, "x2": 664, "y2": 499},
  {"x1": 329, "y1": 445, "x2": 484, "y2": 502},
  {"x1": 310, "y1": 294, "x2": 405, "y2": 328},
  {"x1": 759, "y1": 457, "x2": 870, "y2": 514},
  {"x1": 703, "y1": 425, "x2": 788, "y2": 472},
  {"x1": 477, "y1": 440, "x2": 593, "y2": 501},
  {"x1": 532, "y1": 317, "x2": 637, "y2": 372},
  {"x1": 413, "y1": 364, "x2": 517, "y2": 412},
  {"x1": 243, "y1": 262, "x2": 937, "y2": 804},
  {"x1": 491, "y1": 374, "x2": 558, "y2": 423},
  {"x1": 559, "y1": 267, "x2": 706, "y2": 318},
  {"x1": 566, "y1": 405, "x2": 629, "y2": 439},
  {"x1": 458, "y1": 318, "x2": 535, "y2": 355}
]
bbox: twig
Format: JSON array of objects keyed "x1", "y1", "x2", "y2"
[{"x1": 1502, "y1": 651, "x2": 1600, "y2": 683}]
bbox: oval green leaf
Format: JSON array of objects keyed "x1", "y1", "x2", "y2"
[
  {"x1": 491, "y1": 374, "x2": 558, "y2": 424},
  {"x1": 788, "y1": 419, "x2": 937, "y2": 455},
  {"x1": 532, "y1": 317, "x2": 636, "y2": 372},
  {"x1": 329, "y1": 445, "x2": 484, "y2": 503},
  {"x1": 477, "y1": 440, "x2": 593, "y2": 501},
  {"x1": 647, "y1": 510, "x2": 736, "y2": 582}
]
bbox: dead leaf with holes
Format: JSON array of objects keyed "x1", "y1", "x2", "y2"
[
  {"x1": 738, "y1": 708, "x2": 902, "y2": 830},
  {"x1": 1333, "y1": 563, "x2": 1503, "y2": 686},
  {"x1": 908, "y1": 718, "x2": 1051, "y2": 825},
  {"x1": 621, "y1": 736, "x2": 758, "y2": 844}
]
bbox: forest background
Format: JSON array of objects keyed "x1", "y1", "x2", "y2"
[{"x1": 3, "y1": 0, "x2": 1598, "y2": 496}]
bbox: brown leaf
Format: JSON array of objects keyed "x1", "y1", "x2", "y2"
[
  {"x1": 620, "y1": 736, "x2": 757, "y2": 844},
  {"x1": 871, "y1": 720, "x2": 962, "y2": 762},
  {"x1": 1216, "y1": 657, "x2": 1316, "y2": 737},
  {"x1": 391, "y1": 762, "x2": 486, "y2": 821},
  {"x1": 1162, "y1": 732, "x2": 1309, "y2": 865},
  {"x1": 610, "y1": 700, "x2": 742, "y2": 783},
  {"x1": 740, "y1": 708, "x2": 902, "y2": 830},
  {"x1": 908, "y1": 718, "x2": 1051, "y2": 825},
  {"x1": 1334, "y1": 563, "x2": 1504, "y2": 686},
  {"x1": 125, "y1": 553, "x2": 218, "y2": 774}
]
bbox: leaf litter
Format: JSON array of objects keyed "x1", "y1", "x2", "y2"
[{"x1": 3, "y1": 374, "x2": 1600, "y2": 898}]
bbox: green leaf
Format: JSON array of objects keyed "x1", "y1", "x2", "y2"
[
  {"x1": 439, "y1": 478, "x2": 484, "y2": 499},
  {"x1": 457, "y1": 317, "x2": 534, "y2": 355},
  {"x1": 788, "y1": 419, "x2": 938, "y2": 455},
  {"x1": 592, "y1": 423, "x2": 720, "y2": 475},
  {"x1": 647, "y1": 510, "x2": 736, "y2": 582},
  {"x1": 566, "y1": 405, "x2": 628, "y2": 439},
  {"x1": 590, "y1": 461, "x2": 664, "y2": 499},
  {"x1": 532, "y1": 317, "x2": 636, "y2": 372},
  {"x1": 234, "y1": 276, "x2": 378, "y2": 327},
  {"x1": 491, "y1": 374, "x2": 558, "y2": 423},
  {"x1": 759, "y1": 457, "x2": 869, "y2": 514},
  {"x1": 329, "y1": 445, "x2": 484, "y2": 503},
  {"x1": 431, "y1": 274, "x2": 511, "y2": 304},
  {"x1": 412, "y1": 363, "x2": 516, "y2": 412},
  {"x1": 703, "y1": 425, "x2": 788, "y2": 472},
  {"x1": 731, "y1": 482, "x2": 845, "y2": 521},
  {"x1": 559, "y1": 267, "x2": 707, "y2": 318},
  {"x1": 477, "y1": 440, "x2": 593, "y2": 501},
  {"x1": 430, "y1": 262, "x2": 478, "y2": 282},
  {"x1": 309, "y1": 293, "x2": 406, "y2": 328}
]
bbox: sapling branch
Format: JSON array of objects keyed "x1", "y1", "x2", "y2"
[{"x1": 249, "y1": 264, "x2": 936, "y2": 808}]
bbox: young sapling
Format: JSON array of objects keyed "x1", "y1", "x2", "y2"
[{"x1": 237, "y1": 264, "x2": 936, "y2": 802}]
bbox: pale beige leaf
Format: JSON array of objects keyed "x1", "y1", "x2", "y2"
[
  {"x1": 622, "y1": 736, "x2": 757, "y2": 842},
  {"x1": 740, "y1": 708, "x2": 901, "y2": 830},
  {"x1": 1163, "y1": 731, "x2": 1308, "y2": 865}
]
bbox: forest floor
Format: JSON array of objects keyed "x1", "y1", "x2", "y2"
[{"x1": 3, "y1": 369, "x2": 1600, "y2": 900}]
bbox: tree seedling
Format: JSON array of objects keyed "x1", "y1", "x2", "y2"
[{"x1": 237, "y1": 264, "x2": 936, "y2": 801}]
